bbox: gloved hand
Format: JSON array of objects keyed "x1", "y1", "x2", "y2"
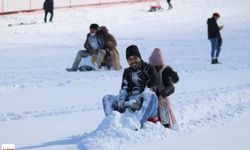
[
  {"x1": 124, "y1": 99, "x2": 142, "y2": 111},
  {"x1": 118, "y1": 99, "x2": 126, "y2": 113},
  {"x1": 118, "y1": 99, "x2": 125, "y2": 108}
]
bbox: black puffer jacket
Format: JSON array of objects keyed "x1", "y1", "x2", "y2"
[
  {"x1": 120, "y1": 60, "x2": 156, "y2": 98},
  {"x1": 43, "y1": 0, "x2": 54, "y2": 11},
  {"x1": 154, "y1": 65, "x2": 179, "y2": 97},
  {"x1": 207, "y1": 17, "x2": 221, "y2": 39}
]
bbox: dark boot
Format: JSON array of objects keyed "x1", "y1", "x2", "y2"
[
  {"x1": 211, "y1": 59, "x2": 216, "y2": 64},
  {"x1": 66, "y1": 68, "x2": 77, "y2": 72},
  {"x1": 163, "y1": 124, "x2": 170, "y2": 128},
  {"x1": 215, "y1": 58, "x2": 221, "y2": 64}
]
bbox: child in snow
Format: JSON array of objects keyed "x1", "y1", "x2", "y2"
[{"x1": 149, "y1": 48, "x2": 179, "y2": 129}]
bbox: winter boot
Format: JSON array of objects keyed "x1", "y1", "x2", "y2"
[
  {"x1": 66, "y1": 68, "x2": 77, "y2": 72},
  {"x1": 215, "y1": 58, "x2": 221, "y2": 64},
  {"x1": 211, "y1": 59, "x2": 216, "y2": 64},
  {"x1": 163, "y1": 124, "x2": 170, "y2": 128}
]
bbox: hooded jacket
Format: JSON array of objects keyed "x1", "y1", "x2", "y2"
[{"x1": 207, "y1": 17, "x2": 221, "y2": 39}]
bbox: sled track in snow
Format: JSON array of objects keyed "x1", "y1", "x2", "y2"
[
  {"x1": 0, "y1": 103, "x2": 102, "y2": 123},
  {"x1": 173, "y1": 84, "x2": 250, "y2": 132}
]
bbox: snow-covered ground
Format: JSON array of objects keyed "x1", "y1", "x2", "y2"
[{"x1": 0, "y1": 0, "x2": 250, "y2": 149}]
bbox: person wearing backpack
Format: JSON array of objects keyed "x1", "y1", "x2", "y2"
[{"x1": 149, "y1": 48, "x2": 179, "y2": 129}]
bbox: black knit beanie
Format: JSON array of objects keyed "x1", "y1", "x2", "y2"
[
  {"x1": 126, "y1": 45, "x2": 141, "y2": 60},
  {"x1": 89, "y1": 23, "x2": 99, "y2": 30}
]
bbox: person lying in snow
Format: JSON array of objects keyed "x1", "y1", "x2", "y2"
[
  {"x1": 102, "y1": 45, "x2": 158, "y2": 129},
  {"x1": 149, "y1": 48, "x2": 179, "y2": 129}
]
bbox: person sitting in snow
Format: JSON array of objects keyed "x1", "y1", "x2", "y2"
[
  {"x1": 98, "y1": 26, "x2": 122, "y2": 70},
  {"x1": 66, "y1": 23, "x2": 107, "y2": 72},
  {"x1": 149, "y1": 48, "x2": 179, "y2": 129},
  {"x1": 102, "y1": 45, "x2": 158, "y2": 129}
]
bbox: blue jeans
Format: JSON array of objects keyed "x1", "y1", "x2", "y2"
[
  {"x1": 209, "y1": 38, "x2": 221, "y2": 58},
  {"x1": 102, "y1": 88, "x2": 158, "y2": 128}
]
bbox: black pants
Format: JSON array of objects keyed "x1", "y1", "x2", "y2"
[
  {"x1": 44, "y1": 10, "x2": 53, "y2": 23},
  {"x1": 167, "y1": 0, "x2": 172, "y2": 8}
]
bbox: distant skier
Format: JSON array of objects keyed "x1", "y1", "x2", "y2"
[
  {"x1": 43, "y1": 0, "x2": 54, "y2": 23},
  {"x1": 166, "y1": 0, "x2": 173, "y2": 9},
  {"x1": 102, "y1": 45, "x2": 158, "y2": 129},
  {"x1": 149, "y1": 48, "x2": 179, "y2": 129},
  {"x1": 207, "y1": 12, "x2": 224, "y2": 64}
]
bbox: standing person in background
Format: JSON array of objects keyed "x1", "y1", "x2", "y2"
[
  {"x1": 166, "y1": 0, "x2": 173, "y2": 9},
  {"x1": 149, "y1": 48, "x2": 179, "y2": 129},
  {"x1": 43, "y1": 0, "x2": 54, "y2": 23},
  {"x1": 207, "y1": 12, "x2": 224, "y2": 64}
]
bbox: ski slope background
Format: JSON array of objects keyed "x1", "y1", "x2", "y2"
[{"x1": 0, "y1": 0, "x2": 250, "y2": 149}]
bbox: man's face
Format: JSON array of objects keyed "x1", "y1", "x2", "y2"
[
  {"x1": 127, "y1": 55, "x2": 141, "y2": 69},
  {"x1": 215, "y1": 16, "x2": 220, "y2": 20},
  {"x1": 90, "y1": 28, "x2": 97, "y2": 34}
]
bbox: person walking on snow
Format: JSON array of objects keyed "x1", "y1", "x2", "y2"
[
  {"x1": 102, "y1": 45, "x2": 158, "y2": 129},
  {"x1": 166, "y1": 0, "x2": 173, "y2": 9},
  {"x1": 207, "y1": 12, "x2": 224, "y2": 64},
  {"x1": 43, "y1": 0, "x2": 54, "y2": 23},
  {"x1": 66, "y1": 23, "x2": 107, "y2": 72},
  {"x1": 149, "y1": 48, "x2": 179, "y2": 129}
]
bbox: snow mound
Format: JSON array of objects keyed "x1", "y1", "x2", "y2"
[{"x1": 78, "y1": 111, "x2": 172, "y2": 150}]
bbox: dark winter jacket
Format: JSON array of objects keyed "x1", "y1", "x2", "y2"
[
  {"x1": 153, "y1": 65, "x2": 179, "y2": 97},
  {"x1": 120, "y1": 60, "x2": 156, "y2": 99},
  {"x1": 84, "y1": 30, "x2": 107, "y2": 54},
  {"x1": 207, "y1": 17, "x2": 221, "y2": 39},
  {"x1": 43, "y1": 0, "x2": 54, "y2": 11}
]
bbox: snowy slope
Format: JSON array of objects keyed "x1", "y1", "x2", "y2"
[{"x1": 0, "y1": 0, "x2": 250, "y2": 150}]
